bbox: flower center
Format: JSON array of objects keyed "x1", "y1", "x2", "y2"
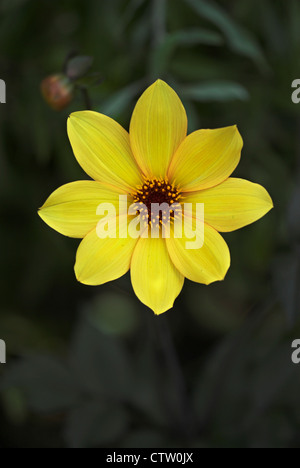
[{"x1": 132, "y1": 178, "x2": 182, "y2": 226}]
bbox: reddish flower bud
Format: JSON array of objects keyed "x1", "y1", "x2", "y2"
[{"x1": 41, "y1": 74, "x2": 74, "y2": 111}]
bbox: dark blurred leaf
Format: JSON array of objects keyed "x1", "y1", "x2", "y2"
[
  {"x1": 1, "y1": 356, "x2": 82, "y2": 413},
  {"x1": 129, "y1": 4, "x2": 152, "y2": 52},
  {"x1": 246, "y1": 343, "x2": 296, "y2": 422},
  {"x1": 167, "y1": 28, "x2": 223, "y2": 46},
  {"x1": 273, "y1": 252, "x2": 300, "y2": 326},
  {"x1": 259, "y1": 0, "x2": 287, "y2": 56},
  {"x1": 183, "y1": 0, "x2": 268, "y2": 71},
  {"x1": 192, "y1": 304, "x2": 293, "y2": 446},
  {"x1": 86, "y1": 292, "x2": 140, "y2": 337},
  {"x1": 181, "y1": 80, "x2": 249, "y2": 102},
  {"x1": 288, "y1": 0, "x2": 300, "y2": 51},
  {"x1": 64, "y1": 401, "x2": 129, "y2": 448},
  {"x1": 235, "y1": 340, "x2": 298, "y2": 447},
  {"x1": 287, "y1": 186, "x2": 300, "y2": 241},
  {"x1": 66, "y1": 56, "x2": 93, "y2": 80},
  {"x1": 98, "y1": 81, "x2": 144, "y2": 118},
  {"x1": 69, "y1": 318, "x2": 133, "y2": 400},
  {"x1": 121, "y1": 0, "x2": 147, "y2": 32},
  {"x1": 75, "y1": 72, "x2": 103, "y2": 88},
  {"x1": 151, "y1": 28, "x2": 223, "y2": 75}
]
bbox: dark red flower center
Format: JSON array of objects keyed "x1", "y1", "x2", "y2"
[{"x1": 132, "y1": 178, "x2": 182, "y2": 226}]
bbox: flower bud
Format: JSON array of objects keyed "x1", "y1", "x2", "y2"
[{"x1": 41, "y1": 74, "x2": 74, "y2": 111}]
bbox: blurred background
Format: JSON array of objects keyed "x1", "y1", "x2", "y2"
[{"x1": 0, "y1": 0, "x2": 299, "y2": 448}]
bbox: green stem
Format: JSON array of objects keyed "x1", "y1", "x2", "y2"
[{"x1": 79, "y1": 86, "x2": 92, "y2": 110}]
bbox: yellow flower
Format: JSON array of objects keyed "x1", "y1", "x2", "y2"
[{"x1": 38, "y1": 80, "x2": 273, "y2": 315}]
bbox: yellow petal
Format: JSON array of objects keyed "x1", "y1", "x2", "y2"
[
  {"x1": 67, "y1": 111, "x2": 142, "y2": 191},
  {"x1": 183, "y1": 178, "x2": 273, "y2": 232},
  {"x1": 166, "y1": 220, "x2": 230, "y2": 285},
  {"x1": 168, "y1": 126, "x2": 243, "y2": 191},
  {"x1": 75, "y1": 219, "x2": 137, "y2": 285},
  {"x1": 38, "y1": 181, "x2": 130, "y2": 238},
  {"x1": 130, "y1": 237, "x2": 184, "y2": 314},
  {"x1": 130, "y1": 80, "x2": 187, "y2": 179}
]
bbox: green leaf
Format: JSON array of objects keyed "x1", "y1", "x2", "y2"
[
  {"x1": 74, "y1": 72, "x2": 103, "y2": 88},
  {"x1": 129, "y1": 6, "x2": 152, "y2": 52},
  {"x1": 64, "y1": 401, "x2": 129, "y2": 448},
  {"x1": 183, "y1": 0, "x2": 268, "y2": 71},
  {"x1": 151, "y1": 28, "x2": 223, "y2": 75},
  {"x1": 120, "y1": 0, "x2": 147, "y2": 32},
  {"x1": 66, "y1": 56, "x2": 94, "y2": 80},
  {"x1": 247, "y1": 343, "x2": 295, "y2": 419},
  {"x1": 98, "y1": 81, "x2": 144, "y2": 118},
  {"x1": 192, "y1": 299, "x2": 277, "y2": 436},
  {"x1": 288, "y1": 0, "x2": 300, "y2": 50},
  {"x1": 260, "y1": 0, "x2": 287, "y2": 56},
  {"x1": 1, "y1": 356, "x2": 82, "y2": 413},
  {"x1": 181, "y1": 80, "x2": 249, "y2": 102},
  {"x1": 169, "y1": 28, "x2": 223, "y2": 46}
]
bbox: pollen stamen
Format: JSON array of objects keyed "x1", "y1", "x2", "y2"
[{"x1": 132, "y1": 177, "x2": 181, "y2": 228}]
